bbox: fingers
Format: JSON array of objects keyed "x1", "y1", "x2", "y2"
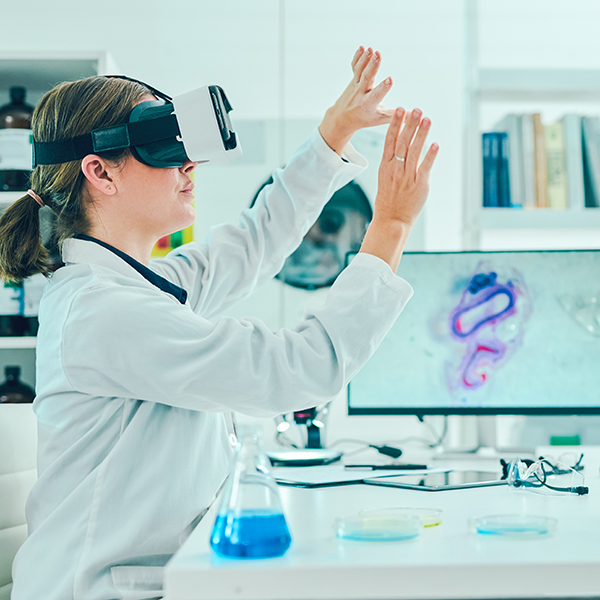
[
  {"x1": 371, "y1": 77, "x2": 393, "y2": 110},
  {"x1": 353, "y1": 46, "x2": 373, "y2": 82},
  {"x1": 394, "y1": 108, "x2": 422, "y2": 161},
  {"x1": 405, "y1": 117, "x2": 431, "y2": 173},
  {"x1": 351, "y1": 46, "x2": 365, "y2": 70},
  {"x1": 362, "y1": 50, "x2": 381, "y2": 90},
  {"x1": 383, "y1": 108, "x2": 406, "y2": 162},
  {"x1": 416, "y1": 143, "x2": 440, "y2": 186}
]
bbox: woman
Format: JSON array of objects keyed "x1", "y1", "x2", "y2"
[{"x1": 1, "y1": 47, "x2": 437, "y2": 600}]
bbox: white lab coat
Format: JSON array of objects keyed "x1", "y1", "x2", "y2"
[{"x1": 11, "y1": 129, "x2": 413, "y2": 600}]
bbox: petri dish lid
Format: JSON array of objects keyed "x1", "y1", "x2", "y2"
[
  {"x1": 470, "y1": 514, "x2": 557, "y2": 538},
  {"x1": 359, "y1": 507, "x2": 443, "y2": 528},
  {"x1": 335, "y1": 513, "x2": 422, "y2": 542}
]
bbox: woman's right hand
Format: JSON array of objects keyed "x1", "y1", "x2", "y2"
[{"x1": 360, "y1": 107, "x2": 439, "y2": 272}]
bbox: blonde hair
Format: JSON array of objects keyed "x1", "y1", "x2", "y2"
[{"x1": 0, "y1": 76, "x2": 150, "y2": 283}]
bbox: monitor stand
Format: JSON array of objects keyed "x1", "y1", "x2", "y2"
[{"x1": 432, "y1": 416, "x2": 535, "y2": 460}]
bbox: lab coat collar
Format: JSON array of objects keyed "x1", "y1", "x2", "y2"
[{"x1": 62, "y1": 235, "x2": 188, "y2": 304}]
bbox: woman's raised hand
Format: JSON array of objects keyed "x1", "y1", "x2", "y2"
[
  {"x1": 360, "y1": 107, "x2": 439, "y2": 272},
  {"x1": 375, "y1": 107, "x2": 438, "y2": 227},
  {"x1": 318, "y1": 46, "x2": 395, "y2": 156}
]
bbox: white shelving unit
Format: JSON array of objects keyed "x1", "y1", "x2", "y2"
[
  {"x1": 0, "y1": 338, "x2": 36, "y2": 349},
  {"x1": 0, "y1": 51, "x2": 118, "y2": 387},
  {"x1": 0, "y1": 50, "x2": 119, "y2": 210},
  {"x1": 463, "y1": 3, "x2": 600, "y2": 249}
]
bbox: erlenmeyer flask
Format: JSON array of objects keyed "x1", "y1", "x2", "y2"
[{"x1": 210, "y1": 425, "x2": 292, "y2": 558}]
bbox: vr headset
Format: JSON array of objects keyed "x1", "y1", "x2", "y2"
[{"x1": 33, "y1": 75, "x2": 242, "y2": 168}]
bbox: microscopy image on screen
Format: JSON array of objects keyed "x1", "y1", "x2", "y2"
[
  {"x1": 348, "y1": 250, "x2": 600, "y2": 414},
  {"x1": 445, "y1": 261, "x2": 532, "y2": 396}
]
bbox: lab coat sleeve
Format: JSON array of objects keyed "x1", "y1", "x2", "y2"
[
  {"x1": 61, "y1": 253, "x2": 412, "y2": 417},
  {"x1": 149, "y1": 128, "x2": 367, "y2": 321}
]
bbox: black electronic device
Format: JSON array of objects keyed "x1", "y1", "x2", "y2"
[
  {"x1": 363, "y1": 470, "x2": 506, "y2": 491},
  {"x1": 33, "y1": 77, "x2": 241, "y2": 168},
  {"x1": 347, "y1": 249, "x2": 600, "y2": 416}
]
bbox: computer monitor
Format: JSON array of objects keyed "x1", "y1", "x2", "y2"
[{"x1": 348, "y1": 249, "x2": 600, "y2": 416}]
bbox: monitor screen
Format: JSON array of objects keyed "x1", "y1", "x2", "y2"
[{"x1": 347, "y1": 249, "x2": 600, "y2": 415}]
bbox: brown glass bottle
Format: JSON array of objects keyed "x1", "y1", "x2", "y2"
[
  {"x1": 0, "y1": 366, "x2": 35, "y2": 403},
  {"x1": 0, "y1": 280, "x2": 26, "y2": 336},
  {"x1": 0, "y1": 86, "x2": 35, "y2": 192}
]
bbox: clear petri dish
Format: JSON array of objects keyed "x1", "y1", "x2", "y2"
[
  {"x1": 470, "y1": 514, "x2": 557, "y2": 538},
  {"x1": 335, "y1": 513, "x2": 422, "y2": 542},
  {"x1": 359, "y1": 507, "x2": 443, "y2": 528}
]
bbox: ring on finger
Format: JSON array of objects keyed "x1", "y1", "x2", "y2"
[{"x1": 394, "y1": 155, "x2": 406, "y2": 162}]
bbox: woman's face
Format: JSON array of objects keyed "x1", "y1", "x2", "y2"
[{"x1": 114, "y1": 151, "x2": 198, "y2": 241}]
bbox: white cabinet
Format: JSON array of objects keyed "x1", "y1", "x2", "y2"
[{"x1": 0, "y1": 51, "x2": 118, "y2": 388}]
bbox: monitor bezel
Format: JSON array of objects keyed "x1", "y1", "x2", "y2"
[{"x1": 346, "y1": 248, "x2": 600, "y2": 417}]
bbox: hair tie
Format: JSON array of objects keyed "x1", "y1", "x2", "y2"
[{"x1": 26, "y1": 189, "x2": 44, "y2": 207}]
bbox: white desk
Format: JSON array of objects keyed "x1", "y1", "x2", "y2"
[{"x1": 164, "y1": 461, "x2": 600, "y2": 600}]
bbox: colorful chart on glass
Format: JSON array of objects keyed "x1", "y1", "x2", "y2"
[{"x1": 151, "y1": 224, "x2": 194, "y2": 258}]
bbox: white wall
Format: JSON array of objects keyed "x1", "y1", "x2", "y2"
[{"x1": 1, "y1": 0, "x2": 598, "y2": 449}]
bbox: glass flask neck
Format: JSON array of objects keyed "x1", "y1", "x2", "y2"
[{"x1": 234, "y1": 429, "x2": 263, "y2": 465}]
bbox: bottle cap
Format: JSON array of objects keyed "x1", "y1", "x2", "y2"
[
  {"x1": 6, "y1": 366, "x2": 20, "y2": 378},
  {"x1": 10, "y1": 86, "x2": 26, "y2": 103}
]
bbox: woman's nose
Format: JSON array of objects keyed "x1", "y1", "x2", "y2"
[{"x1": 181, "y1": 159, "x2": 198, "y2": 174}]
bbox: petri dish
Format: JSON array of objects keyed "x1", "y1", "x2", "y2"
[
  {"x1": 470, "y1": 514, "x2": 557, "y2": 538},
  {"x1": 359, "y1": 507, "x2": 443, "y2": 528},
  {"x1": 335, "y1": 513, "x2": 422, "y2": 542}
]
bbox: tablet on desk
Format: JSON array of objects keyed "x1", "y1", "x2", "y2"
[{"x1": 364, "y1": 470, "x2": 506, "y2": 491}]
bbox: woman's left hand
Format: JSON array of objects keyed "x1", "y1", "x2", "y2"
[{"x1": 318, "y1": 46, "x2": 395, "y2": 156}]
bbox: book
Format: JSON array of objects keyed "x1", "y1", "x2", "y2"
[
  {"x1": 520, "y1": 114, "x2": 537, "y2": 208},
  {"x1": 544, "y1": 121, "x2": 568, "y2": 209},
  {"x1": 561, "y1": 114, "x2": 585, "y2": 210},
  {"x1": 482, "y1": 132, "x2": 500, "y2": 207},
  {"x1": 498, "y1": 132, "x2": 511, "y2": 207},
  {"x1": 532, "y1": 113, "x2": 548, "y2": 208},
  {"x1": 581, "y1": 116, "x2": 600, "y2": 208},
  {"x1": 494, "y1": 114, "x2": 523, "y2": 208}
]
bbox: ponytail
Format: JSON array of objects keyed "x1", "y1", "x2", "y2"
[
  {"x1": 0, "y1": 75, "x2": 151, "y2": 285},
  {"x1": 0, "y1": 191, "x2": 50, "y2": 283}
]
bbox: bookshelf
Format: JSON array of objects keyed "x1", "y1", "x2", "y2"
[
  {"x1": 463, "y1": 3, "x2": 600, "y2": 249},
  {"x1": 0, "y1": 51, "x2": 118, "y2": 387},
  {"x1": 479, "y1": 207, "x2": 600, "y2": 230}
]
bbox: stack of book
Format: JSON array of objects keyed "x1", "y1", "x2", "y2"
[{"x1": 482, "y1": 114, "x2": 600, "y2": 209}]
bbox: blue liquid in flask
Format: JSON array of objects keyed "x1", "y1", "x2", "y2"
[{"x1": 210, "y1": 510, "x2": 292, "y2": 558}]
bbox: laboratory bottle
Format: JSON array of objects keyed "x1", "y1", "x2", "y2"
[
  {"x1": 0, "y1": 280, "x2": 26, "y2": 336},
  {"x1": 0, "y1": 366, "x2": 35, "y2": 403},
  {"x1": 210, "y1": 425, "x2": 292, "y2": 559},
  {"x1": 0, "y1": 86, "x2": 35, "y2": 191},
  {"x1": 23, "y1": 273, "x2": 47, "y2": 336}
]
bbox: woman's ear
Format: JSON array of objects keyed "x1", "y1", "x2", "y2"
[{"x1": 81, "y1": 155, "x2": 117, "y2": 196}]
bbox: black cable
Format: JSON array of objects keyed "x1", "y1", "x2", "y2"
[
  {"x1": 415, "y1": 415, "x2": 448, "y2": 448},
  {"x1": 327, "y1": 438, "x2": 403, "y2": 459}
]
